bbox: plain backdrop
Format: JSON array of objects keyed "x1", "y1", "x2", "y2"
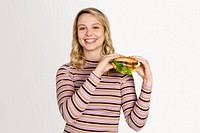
[{"x1": 0, "y1": 0, "x2": 200, "y2": 133}]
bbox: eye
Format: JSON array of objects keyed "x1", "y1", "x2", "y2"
[
  {"x1": 79, "y1": 27, "x2": 85, "y2": 30},
  {"x1": 93, "y1": 26, "x2": 100, "y2": 29}
]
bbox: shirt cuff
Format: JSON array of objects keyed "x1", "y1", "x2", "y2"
[
  {"x1": 142, "y1": 83, "x2": 152, "y2": 91},
  {"x1": 90, "y1": 72, "x2": 101, "y2": 85}
]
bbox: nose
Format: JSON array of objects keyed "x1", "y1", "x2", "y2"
[{"x1": 86, "y1": 29, "x2": 92, "y2": 36}]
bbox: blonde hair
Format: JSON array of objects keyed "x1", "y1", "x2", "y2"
[{"x1": 70, "y1": 7, "x2": 115, "y2": 69}]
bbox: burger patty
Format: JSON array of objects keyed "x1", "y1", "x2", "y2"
[{"x1": 117, "y1": 61, "x2": 138, "y2": 66}]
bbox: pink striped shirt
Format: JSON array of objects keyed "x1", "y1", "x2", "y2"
[{"x1": 56, "y1": 60, "x2": 152, "y2": 133}]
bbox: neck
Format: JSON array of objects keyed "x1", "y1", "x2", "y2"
[{"x1": 84, "y1": 50, "x2": 102, "y2": 61}]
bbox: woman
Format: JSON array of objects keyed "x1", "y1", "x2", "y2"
[{"x1": 56, "y1": 7, "x2": 153, "y2": 133}]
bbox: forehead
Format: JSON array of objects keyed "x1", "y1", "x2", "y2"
[{"x1": 77, "y1": 13, "x2": 102, "y2": 25}]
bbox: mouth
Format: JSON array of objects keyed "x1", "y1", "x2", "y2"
[{"x1": 84, "y1": 38, "x2": 96, "y2": 43}]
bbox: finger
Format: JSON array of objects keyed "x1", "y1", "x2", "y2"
[
  {"x1": 130, "y1": 55, "x2": 147, "y2": 62},
  {"x1": 131, "y1": 56, "x2": 149, "y2": 65},
  {"x1": 107, "y1": 53, "x2": 123, "y2": 58},
  {"x1": 104, "y1": 53, "x2": 123, "y2": 61},
  {"x1": 108, "y1": 63, "x2": 114, "y2": 69},
  {"x1": 130, "y1": 56, "x2": 150, "y2": 70},
  {"x1": 100, "y1": 53, "x2": 122, "y2": 59}
]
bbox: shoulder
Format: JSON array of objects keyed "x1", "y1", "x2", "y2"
[
  {"x1": 56, "y1": 63, "x2": 75, "y2": 76},
  {"x1": 57, "y1": 63, "x2": 72, "y2": 70}
]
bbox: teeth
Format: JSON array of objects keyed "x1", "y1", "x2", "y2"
[{"x1": 85, "y1": 39, "x2": 95, "y2": 43}]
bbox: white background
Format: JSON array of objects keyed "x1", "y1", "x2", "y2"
[{"x1": 0, "y1": 0, "x2": 200, "y2": 133}]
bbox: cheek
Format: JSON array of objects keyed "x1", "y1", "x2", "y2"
[
  {"x1": 77, "y1": 32, "x2": 82, "y2": 39},
  {"x1": 77, "y1": 36, "x2": 83, "y2": 47},
  {"x1": 100, "y1": 33, "x2": 105, "y2": 42},
  {"x1": 77, "y1": 32, "x2": 84, "y2": 42},
  {"x1": 97, "y1": 30, "x2": 105, "y2": 39}
]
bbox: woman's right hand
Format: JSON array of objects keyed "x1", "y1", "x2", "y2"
[{"x1": 93, "y1": 54, "x2": 122, "y2": 78}]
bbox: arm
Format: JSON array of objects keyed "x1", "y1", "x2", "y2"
[
  {"x1": 56, "y1": 64, "x2": 100, "y2": 124},
  {"x1": 121, "y1": 75, "x2": 152, "y2": 131},
  {"x1": 121, "y1": 56, "x2": 153, "y2": 131},
  {"x1": 56, "y1": 54, "x2": 121, "y2": 124}
]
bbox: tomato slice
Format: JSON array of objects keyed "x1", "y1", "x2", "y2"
[{"x1": 125, "y1": 65, "x2": 134, "y2": 69}]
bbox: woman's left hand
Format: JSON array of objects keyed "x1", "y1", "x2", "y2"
[{"x1": 130, "y1": 56, "x2": 153, "y2": 87}]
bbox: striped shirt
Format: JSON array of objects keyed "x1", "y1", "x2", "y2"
[{"x1": 56, "y1": 60, "x2": 152, "y2": 133}]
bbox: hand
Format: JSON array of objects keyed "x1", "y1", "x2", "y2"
[
  {"x1": 131, "y1": 56, "x2": 153, "y2": 87},
  {"x1": 93, "y1": 54, "x2": 122, "y2": 78}
]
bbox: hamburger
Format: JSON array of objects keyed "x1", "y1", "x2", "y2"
[{"x1": 111, "y1": 57, "x2": 139, "y2": 75}]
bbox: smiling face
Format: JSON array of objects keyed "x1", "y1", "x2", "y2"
[{"x1": 77, "y1": 13, "x2": 105, "y2": 55}]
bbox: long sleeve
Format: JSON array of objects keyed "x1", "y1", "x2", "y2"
[
  {"x1": 56, "y1": 64, "x2": 100, "y2": 124},
  {"x1": 121, "y1": 75, "x2": 152, "y2": 131}
]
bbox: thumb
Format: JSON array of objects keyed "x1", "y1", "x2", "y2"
[{"x1": 107, "y1": 64, "x2": 114, "y2": 71}]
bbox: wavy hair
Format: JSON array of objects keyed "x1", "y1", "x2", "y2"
[{"x1": 70, "y1": 7, "x2": 115, "y2": 69}]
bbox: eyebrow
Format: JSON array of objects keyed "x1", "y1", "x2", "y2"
[{"x1": 77, "y1": 23, "x2": 102, "y2": 27}]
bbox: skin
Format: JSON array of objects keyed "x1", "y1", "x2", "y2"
[
  {"x1": 77, "y1": 13, "x2": 152, "y2": 87},
  {"x1": 77, "y1": 13, "x2": 105, "y2": 60},
  {"x1": 131, "y1": 56, "x2": 153, "y2": 87}
]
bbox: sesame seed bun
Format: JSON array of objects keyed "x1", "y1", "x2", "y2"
[
  {"x1": 114, "y1": 57, "x2": 138, "y2": 63},
  {"x1": 111, "y1": 57, "x2": 139, "y2": 75}
]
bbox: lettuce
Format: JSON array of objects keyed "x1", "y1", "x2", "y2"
[{"x1": 112, "y1": 59, "x2": 133, "y2": 75}]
